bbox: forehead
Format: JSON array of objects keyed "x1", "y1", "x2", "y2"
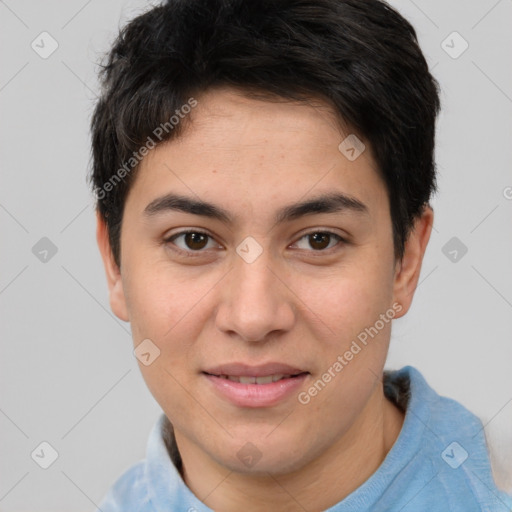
[
  {"x1": 178, "y1": 87, "x2": 350, "y2": 158},
  {"x1": 125, "y1": 87, "x2": 387, "y2": 223}
]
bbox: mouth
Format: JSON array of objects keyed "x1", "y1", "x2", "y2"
[
  {"x1": 204, "y1": 373, "x2": 307, "y2": 384},
  {"x1": 202, "y1": 363, "x2": 309, "y2": 408}
]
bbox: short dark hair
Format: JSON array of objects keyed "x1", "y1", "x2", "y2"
[{"x1": 90, "y1": 0, "x2": 440, "y2": 267}]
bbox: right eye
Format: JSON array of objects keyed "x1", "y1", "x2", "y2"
[{"x1": 164, "y1": 230, "x2": 222, "y2": 257}]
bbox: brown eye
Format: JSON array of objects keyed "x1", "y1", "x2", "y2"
[
  {"x1": 308, "y1": 232, "x2": 331, "y2": 250},
  {"x1": 293, "y1": 231, "x2": 344, "y2": 252},
  {"x1": 166, "y1": 231, "x2": 216, "y2": 253},
  {"x1": 183, "y1": 232, "x2": 208, "y2": 250}
]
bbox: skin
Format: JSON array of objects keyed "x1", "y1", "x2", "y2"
[{"x1": 97, "y1": 86, "x2": 433, "y2": 511}]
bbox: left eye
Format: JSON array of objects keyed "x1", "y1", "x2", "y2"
[{"x1": 293, "y1": 232, "x2": 343, "y2": 251}]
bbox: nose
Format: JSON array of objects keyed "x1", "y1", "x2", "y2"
[{"x1": 215, "y1": 247, "x2": 296, "y2": 343}]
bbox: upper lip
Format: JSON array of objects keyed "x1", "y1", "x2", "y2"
[{"x1": 203, "y1": 363, "x2": 308, "y2": 377}]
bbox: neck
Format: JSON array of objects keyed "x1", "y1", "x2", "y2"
[{"x1": 175, "y1": 381, "x2": 405, "y2": 511}]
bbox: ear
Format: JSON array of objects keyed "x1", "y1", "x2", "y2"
[
  {"x1": 96, "y1": 211, "x2": 129, "y2": 322},
  {"x1": 392, "y1": 206, "x2": 434, "y2": 318}
]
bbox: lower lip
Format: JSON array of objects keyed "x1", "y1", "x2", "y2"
[{"x1": 204, "y1": 373, "x2": 308, "y2": 408}]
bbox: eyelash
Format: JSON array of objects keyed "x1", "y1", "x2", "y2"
[{"x1": 163, "y1": 229, "x2": 347, "y2": 258}]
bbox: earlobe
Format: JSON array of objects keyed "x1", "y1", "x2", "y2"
[
  {"x1": 96, "y1": 211, "x2": 130, "y2": 322},
  {"x1": 392, "y1": 206, "x2": 434, "y2": 318}
]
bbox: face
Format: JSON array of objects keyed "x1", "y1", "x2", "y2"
[{"x1": 98, "y1": 87, "x2": 430, "y2": 475}]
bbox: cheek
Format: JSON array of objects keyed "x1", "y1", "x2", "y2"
[
  {"x1": 122, "y1": 263, "x2": 225, "y2": 387},
  {"x1": 123, "y1": 262, "x2": 200, "y2": 340},
  {"x1": 122, "y1": 266, "x2": 207, "y2": 415},
  {"x1": 291, "y1": 257, "x2": 394, "y2": 346}
]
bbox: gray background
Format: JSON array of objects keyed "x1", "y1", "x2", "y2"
[{"x1": 1, "y1": 0, "x2": 511, "y2": 510}]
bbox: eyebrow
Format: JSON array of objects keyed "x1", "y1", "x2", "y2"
[{"x1": 143, "y1": 192, "x2": 369, "y2": 224}]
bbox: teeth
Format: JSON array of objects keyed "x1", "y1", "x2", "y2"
[
  {"x1": 218, "y1": 374, "x2": 294, "y2": 384},
  {"x1": 255, "y1": 375, "x2": 273, "y2": 384},
  {"x1": 238, "y1": 376, "x2": 257, "y2": 384}
]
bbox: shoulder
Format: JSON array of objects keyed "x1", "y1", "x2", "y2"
[
  {"x1": 95, "y1": 460, "x2": 152, "y2": 512},
  {"x1": 385, "y1": 366, "x2": 512, "y2": 510}
]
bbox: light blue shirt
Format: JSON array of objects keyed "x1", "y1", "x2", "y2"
[{"x1": 96, "y1": 366, "x2": 512, "y2": 511}]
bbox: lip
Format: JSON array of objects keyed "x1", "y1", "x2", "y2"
[
  {"x1": 203, "y1": 362, "x2": 309, "y2": 408},
  {"x1": 203, "y1": 362, "x2": 306, "y2": 377}
]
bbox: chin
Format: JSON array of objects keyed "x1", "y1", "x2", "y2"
[
  {"x1": 210, "y1": 433, "x2": 316, "y2": 477},
  {"x1": 227, "y1": 454, "x2": 305, "y2": 477}
]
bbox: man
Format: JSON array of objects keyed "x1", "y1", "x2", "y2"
[{"x1": 91, "y1": 0, "x2": 512, "y2": 509}]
